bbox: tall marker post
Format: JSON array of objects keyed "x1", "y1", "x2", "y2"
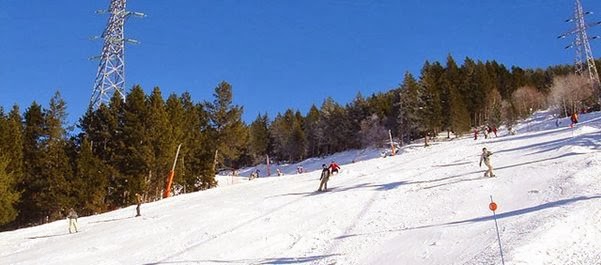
[
  {"x1": 163, "y1": 144, "x2": 182, "y2": 198},
  {"x1": 388, "y1": 129, "x2": 396, "y2": 156},
  {"x1": 489, "y1": 195, "x2": 505, "y2": 265},
  {"x1": 266, "y1": 155, "x2": 271, "y2": 176}
]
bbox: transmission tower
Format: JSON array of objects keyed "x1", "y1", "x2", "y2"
[
  {"x1": 90, "y1": 0, "x2": 145, "y2": 110},
  {"x1": 559, "y1": 0, "x2": 601, "y2": 89}
]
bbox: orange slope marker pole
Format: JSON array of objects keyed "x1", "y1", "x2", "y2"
[
  {"x1": 388, "y1": 129, "x2": 396, "y2": 156},
  {"x1": 489, "y1": 195, "x2": 505, "y2": 265},
  {"x1": 163, "y1": 144, "x2": 182, "y2": 198}
]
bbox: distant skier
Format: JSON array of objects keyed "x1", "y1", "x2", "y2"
[
  {"x1": 479, "y1": 147, "x2": 495, "y2": 177},
  {"x1": 570, "y1": 112, "x2": 579, "y2": 128},
  {"x1": 483, "y1": 126, "x2": 489, "y2": 139},
  {"x1": 318, "y1": 164, "x2": 331, "y2": 191},
  {"x1": 276, "y1": 168, "x2": 283, "y2": 176},
  {"x1": 492, "y1": 126, "x2": 498, "y2": 137},
  {"x1": 135, "y1": 193, "x2": 143, "y2": 217},
  {"x1": 508, "y1": 126, "x2": 516, "y2": 135},
  {"x1": 329, "y1": 161, "x2": 341, "y2": 175},
  {"x1": 249, "y1": 169, "x2": 260, "y2": 180},
  {"x1": 67, "y1": 208, "x2": 78, "y2": 234},
  {"x1": 297, "y1": 165, "x2": 304, "y2": 174},
  {"x1": 474, "y1": 128, "x2": 478, "y2": 140}
]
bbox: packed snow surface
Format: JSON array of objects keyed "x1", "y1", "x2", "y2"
[{"x1": 2, "y1": 110, "x2": 601, "y2": 265}]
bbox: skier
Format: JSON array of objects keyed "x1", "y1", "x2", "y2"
[
  {"x1": 473, "y1": 128, "x2": 478, "y2": 140},
  {"x1": 135, "y1": 193, "x2": 142, "y2": 217},
  {"x1": 276, "y1": 168, "x2": 283, "y2": 176},
  {"x1": 67, "y1": 208, "x2": 78, "y2": 234},
  {"x1": 479, "y1": 147, "x2": 495, "y2": 177},
  {"x1": 318, "y1": 164, "x2": 331, "y2": 191},
  {"x1": 249, "y1": 169, "x2": 260, "y2": 180},
  {"x1": 508, "y1": 126, "x2": 516, "y2": 135},
  {"x1": 492, "y1": 126, "x2": 498, "y2": 137},
  {"x1": 570, "y1": 112, "x2": 579, "y2": 128},
  {"x1": 329, "y1": 161, "x2": 341, "y2": 175},
  {"x1": 297, "y1": 165, "x2": 304, "y2": 174},
  {"x1": 483, "y1": 126, "x2": 489, "y2": 139}
]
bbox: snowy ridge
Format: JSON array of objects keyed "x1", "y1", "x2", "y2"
[{"x1": 1, "y1": 110, "x2": 601, "y2": 265}]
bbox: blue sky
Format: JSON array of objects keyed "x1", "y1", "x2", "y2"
[{"x1": 0, "y1": 0, "x2": 598, "y2": 124}]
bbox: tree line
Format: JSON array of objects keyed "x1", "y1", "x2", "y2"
[{"x1": 0, "y1": 55, "x2": 598, "y2": 230}]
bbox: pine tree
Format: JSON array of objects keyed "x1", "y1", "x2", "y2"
[
  {"x1": 449, "y1": 87, "x2": 471, "y2": 136},
  {"x1": 486, "y1": 89, "x2": 503, "y2": 128},
  {"x1": 0, "y1": 106, "x2": 24, "y2": 180},
  {"x1": 303, "y1": 105, "x2": 321, "y2": 157},
  {"x1": 0, "y1": 155, "x2": 19, "y2": 226},
  {"x1": 146, "y1": 87, "x2": 173, "y2": 199},
  {"x1": 182, "y1": 93, "x2": 215, "y2": 190},
  {"x1": 20, "y1": 102, "x2": 46, "y2": 224},
  {"x1": 39, "y1": 92, "x2": 72, "y2": 220},
  {"x1": 418, "y1": 61, "x2": 443, "y2": 137},
  {"x1": 248, "y1": 113, "x2": 270, "y2": 163},
  {"x1": 205, "y1": 81, "x2": 247, "y2": 171},
  {"x1": 165, "y1": 93, "x2": 188, "y2": 192},
  {"x1": 345, "y1": 92, "x2": 369, "y2": 149},
  {"x1": 291, "y1": 111, "x2": 307, "y2": 161},
  {"x1": 270, "y1": 110, "x2": 306, "y2": 162},
  {"x1": 318, "y1": 97, "x2": 351, "y2": 154},
  {"x1": 270, "y1": 110, "x2": 292, "y2": 161},
  {"x1": 442, "y1": 55, "x2": 462, "y2": 135},
  {"x1": 79, "y1": 93, "x2": 124, "y2": 208},
  {"x1": 397, "y1": 72, "x2": 421, "y2": 144},
  {"x1": 120, "y1": 85, "x2": 151, "y2": 205},
  {"x1": 73, "y1": 137, "x2": 110, "y2": 215}
]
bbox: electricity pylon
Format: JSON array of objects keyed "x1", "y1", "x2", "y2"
[
  {"x1": 559, "y1": 0, "x2": 601, "y2": 90},
  {"x1": 89, "y1": 0, "x2": 145, "y2": 110}
]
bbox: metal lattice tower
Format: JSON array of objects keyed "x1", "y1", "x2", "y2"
[
  {"x1": 90, "y1": 0, "x2": 145, "y2": 110},
  {"x1": 559, "y1": 0, "x2": 601, "y2": 88}
]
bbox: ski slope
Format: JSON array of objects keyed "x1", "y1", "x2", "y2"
[{"x1": 1, "y1": 110, "x2": 601, "y2": 265}]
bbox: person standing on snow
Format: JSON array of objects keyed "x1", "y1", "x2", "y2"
[
  {"x1": 329, "y1": 161, "x2": 341, "y2": 175},
  {"x1": 318, "y1": 164, "x2": 331, "y2": 191},
  {"x1": 570, "y1": 112, "x2": 579, "y2": 128},
  {"x1": 67, "y1": 208, "x2": 78, "y2": 233},
  {"x1": 479, "y1": 147, "x2": 495, "y2": 177},
  {"x1": 135, "y1": 193, "x2": 143, "y2": 217},
  {"x1": 473, "y1": 128, "x2": 478, "y2": 140}
]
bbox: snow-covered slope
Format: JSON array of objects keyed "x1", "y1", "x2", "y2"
[{"x1": 2, "y1": 110, "x2": 601, "y2": 265}]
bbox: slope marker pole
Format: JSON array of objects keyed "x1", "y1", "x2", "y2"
[{"x1": 489, "y1": 195, "x2": 505, "y2": 265}]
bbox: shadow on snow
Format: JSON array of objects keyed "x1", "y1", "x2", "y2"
[{"x1": 335, "y1": 195, "x2": 601, "y2": 240}]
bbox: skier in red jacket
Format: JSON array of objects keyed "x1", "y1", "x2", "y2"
[{"x1": 329, "y1": 161, "x2": 341, "y2": 175}]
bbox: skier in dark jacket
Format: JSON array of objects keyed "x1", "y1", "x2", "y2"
[
  {"x1": 135, "y1": 193, "x2": 143, "y2": 217},
  {"x1": 318, "y1": 164, "x2": 331, "y2": 191}
]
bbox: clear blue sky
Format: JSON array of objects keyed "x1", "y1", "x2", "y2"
[{"x1": 0, "y1": 0, "x2": 598, "y2": 124}]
